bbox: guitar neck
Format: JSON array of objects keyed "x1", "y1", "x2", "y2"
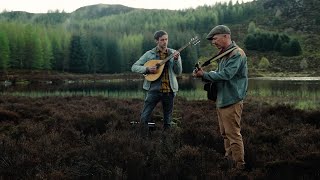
[{"x1": 158, "y1": 42, "x2": 191, "y2": 66}]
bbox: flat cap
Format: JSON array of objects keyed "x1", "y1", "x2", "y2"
[{"x1": 206, "y1": 25, "x2": 231, "y2": 40}]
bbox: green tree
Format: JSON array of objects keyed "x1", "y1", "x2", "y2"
[
  {"x1": 0, "y1": 31, "x2": 10, "y2": 70},
  {"x1": 31, "y1": 37, "x2": 43, "y2": 69},
  {"x1": 104, "y1": 36, "x2": 121, "y2": 73},
  {"x1": 290, "y1": 39, "x2": 302, "y2": 56},
  {"x1": 274, "y1": 37, "x2": 282, "y2": 52},
  {"x1": 280, "y1": 42, "x2": 291, "y2": 56},
  {"x1": 279, "y1": 33, "x2": 290, "y2": 44},
  {"x1": 41, "y1": 34, "x2": 53, "y2": 70},
  {"x1": 280, "y1": 39, "x2": 302, "y2": 56},
  {"x1": 86, "y1": 33, "x2": 103, "y2": 73},
  {"x1": 23, "y1": 25, "x2": 40, "y2": 69},
  {"x1": 69, "y1": 35, "x2": 87, "y2": 73},
  {"x1": 5, "y1": 23, "x2": 26, "y2": 69},
  {"x1": 50, "y1": 31, "x2": 64, "y2": 71},
  {"x1": 142, "y1": 32, "x2": 154, "y2": 52},
  {"x1": 118, "y1": 34, "x2": 143, "y2": 72},
  {"x1": 263, "y1": 33, "x2": 274, "y2": 51},
  {"x1": 49, "y1": 28, "x2": 71, "y2": 71},
  {"x1": 244, "y1": 34, "x2": 257, "y2": 50}
]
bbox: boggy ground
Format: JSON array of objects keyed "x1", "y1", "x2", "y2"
[{"x1": 0, "y1": 95, "x2": 319, "y2": 179}]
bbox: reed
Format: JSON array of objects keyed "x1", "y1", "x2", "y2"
[{"x1": 1, "y1": 85, "x2": 320, "y2": 110}]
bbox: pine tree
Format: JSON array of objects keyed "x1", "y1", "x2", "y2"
[
  {"x1": 41, "y1": 35, "x2": 53, "y2": 70},
  {"x1": 0, "y1": 31, "x2": 10, "y2": 70},
  {"x1": 69, "y1": 35, "x2": 87, "y2": 73},
  {"x1": 289, "y1": 39, "x2": 302, "y2": 56},
  {"x1": 244, "y1": 34, "x2": 257, "y2": 50}
]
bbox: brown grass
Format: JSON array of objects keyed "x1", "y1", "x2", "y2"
[{"x1": 0, "y1": 95, "x2": 319, "y2": 179}]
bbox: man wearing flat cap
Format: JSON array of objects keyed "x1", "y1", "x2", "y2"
[
  {"x1": 206, "y1": 25, "x2": 231, "y2": 40},
  {"x1": 193, "y1": 25, "x2": 248, "y2": 170}
]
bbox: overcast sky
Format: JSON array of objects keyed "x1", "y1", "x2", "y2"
[{"x1": 1, "y1": 0, "x2": 253, "y2": 13}]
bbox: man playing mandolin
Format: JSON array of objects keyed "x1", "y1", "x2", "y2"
[{"x1": 131, "y1": 30, "x2": 182, "y2": 135}]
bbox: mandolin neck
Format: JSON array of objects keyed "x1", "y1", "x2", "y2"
[{"x1": 158, "y1": 42, "x2": 191, "y2": 66}]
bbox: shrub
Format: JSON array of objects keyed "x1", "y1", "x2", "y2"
[{"x1": 258, "y1": 57, "x2": 270, "y2": 69}]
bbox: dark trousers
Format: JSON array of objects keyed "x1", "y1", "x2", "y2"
[{"x1": 140, "y1": 91, "x2": 175, "y2": 128}]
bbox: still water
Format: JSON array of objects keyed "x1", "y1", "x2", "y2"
[{"x1": 1, "y1": 77, "x2": 320, "y2": 109}]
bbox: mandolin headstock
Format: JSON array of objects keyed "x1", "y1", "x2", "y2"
[{"x1": 190, "y1": 36, "x2": 201, "y2": 46}]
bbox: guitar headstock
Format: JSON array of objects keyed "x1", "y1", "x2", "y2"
[{"x1": 190, "y1": 36, "x2": 200, "y2": 46}]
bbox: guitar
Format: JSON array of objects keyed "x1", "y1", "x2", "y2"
[{"x1": 143, "y1": 36, "x2": 200, "y2": 81}]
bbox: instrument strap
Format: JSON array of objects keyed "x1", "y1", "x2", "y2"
[{"x1": 201, "y1": 46, "x2": 237, "y2": 67}]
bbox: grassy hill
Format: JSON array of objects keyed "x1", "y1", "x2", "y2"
[{"x1": 71, "y1": 4, "x2": 134, "y2": 20}]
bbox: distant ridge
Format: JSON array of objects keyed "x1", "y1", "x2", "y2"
[{"x1": 71, "y1": 4, "x2": 134, "y2": 20}]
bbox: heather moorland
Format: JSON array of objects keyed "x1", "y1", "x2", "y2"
[{"x1": 0, "y1": 95, "x2": 319, "y2": 179}]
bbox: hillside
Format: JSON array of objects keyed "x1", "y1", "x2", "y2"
[
  {"x1": 0, "y1": 0, "x2": 319, "y2": 76},
  {"x1": 71, "y1": 4, "x2": 134, "y2": 20},
  {"x1": 261, "y1": 0, "x2": 320, "y2": 33},
  {"x1": 0, "y1": 4, "x2": 134, "y2": 24}
]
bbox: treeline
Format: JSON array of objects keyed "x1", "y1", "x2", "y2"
[
  {"x1": 244, "y1": 22, "x2": 302, "y2": 56},
  {"x1": 0, "y1": 23, "x2": 70, "y2": 71},
  {"x1": 0, "y1": 0, "x2": 305, "y2": 73}
]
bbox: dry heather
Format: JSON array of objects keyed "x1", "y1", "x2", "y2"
[{"x1": 0, "y1": 96, "x2": 319, "y2": 179}]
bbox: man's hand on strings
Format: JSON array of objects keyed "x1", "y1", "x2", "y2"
[
  {"x1": 173, "y1": 52, "x2": 180, "y2": 60},
  {"x1": 147, "y1": 66, "x2": 157, "y2": 74},
  {"x1": 193, "y1": 68, "x2": 204, "y2": 77}
]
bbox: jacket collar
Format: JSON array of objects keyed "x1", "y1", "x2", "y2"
[{"x1": 219, "y1": 41, "x2": 237, "y2": 54}]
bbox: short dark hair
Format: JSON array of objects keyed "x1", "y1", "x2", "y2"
[{"x1": 154, "y1": 30, "x2": 168, "y2": 40}]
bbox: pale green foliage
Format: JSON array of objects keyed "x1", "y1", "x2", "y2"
[
  {"x1": 248, "y1": 21, "x2": 256, "y2": 34},
  {"x1": 300, "y1": 58, "x2": 308, "y2": 70},
  {"x1": 258, "y1": 57, "x2": 270, "y2": 69}
]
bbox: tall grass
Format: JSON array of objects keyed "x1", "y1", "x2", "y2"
[
  {"x1": 248, "y1": 88, "x2": 320, "y2": 110},
  {"x1": 1, "y1": 83, "x2": 320, "y2": 110}
]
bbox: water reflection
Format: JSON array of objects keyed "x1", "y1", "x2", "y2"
[
  {"x1": 0, "y1": 78, "x2": 201, "y2": 93},
  {"x1": 247, "y1": 77, "x2": 320, "y2": 109},
  {"x1": 0, "y1": 80, "x2": 143, "y2": 93},
  {"x1": 1, "y1": 77, "x2": 320, "y2": 109},
  {"x1": 249, "y1": 78, "x2": 320, "y2": 94}
]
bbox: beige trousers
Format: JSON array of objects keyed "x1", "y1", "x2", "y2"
[{"x1": 217, "y1": 101, "x2": 245, "y2": 166}]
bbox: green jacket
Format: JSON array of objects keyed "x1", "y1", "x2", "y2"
[
  {"x1": 131, "y1": 47, "x2": 182, "y2": 92},
  {"x1": 203, "y1": 42, "x2": 248, "y2": 108}
]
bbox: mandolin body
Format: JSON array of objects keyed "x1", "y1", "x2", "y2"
[
  {"x1": 141, "y1": 36, "x2": 200, "y2": 81},
  {"x1": 143, "y1": 60, "x2": 165, "y2": 81}
]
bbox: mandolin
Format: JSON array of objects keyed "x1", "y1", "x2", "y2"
[{"x1": 143, "y1": 36, "x2": 200, "y2": 81}]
